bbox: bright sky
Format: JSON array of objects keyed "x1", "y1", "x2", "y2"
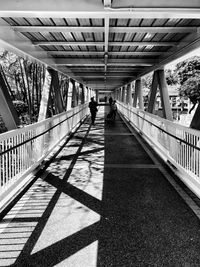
[{"x1": 166, "y1": 47, "x2": 200, "y2": 69}]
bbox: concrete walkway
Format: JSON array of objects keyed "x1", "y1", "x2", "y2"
[{"x1": 1, "y1": 106, "x2": 200, "y2": 266}]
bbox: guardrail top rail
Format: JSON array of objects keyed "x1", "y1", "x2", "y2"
[
  {"x1": 0, "y1": 103, "x2": 88, "y2": 201},
  {"x1": 117, "y1": 100, "x2": 200, "y2": 197}
]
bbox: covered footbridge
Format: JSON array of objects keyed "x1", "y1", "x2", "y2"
[{"x1": 0, "y1": 1, "x2": 200, "y2": 266}]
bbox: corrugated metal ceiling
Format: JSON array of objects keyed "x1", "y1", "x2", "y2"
[{"x1": 0, "y1": 0, "x2": 200, "y2": 91}]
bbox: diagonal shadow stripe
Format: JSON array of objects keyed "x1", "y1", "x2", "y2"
[
  {"x1": 12, "y1": 121, "x2": 92, "y2": 265},
  {"x1": 2, "y1": 217, "x2": 40, "y2": 223},
  {"x1": 14, "y1": 221, "x2": 102, "y2": 267},
  {"x1": 13, "y1": 189, "x2": 62, "y2": 266},
  {"x1": 45, "y1": 174, "x2": 104, "y2": 217},
  {"x1": 74, "y1": 135, "x2": 105, "y2": 146},
  {"x1": 55, "y1": 147, "x2": 104, "y2": 162}
]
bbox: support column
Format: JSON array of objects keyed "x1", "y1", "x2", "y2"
[
  {"x1": 122, "y1": 86, "x2": 126, "y2": 103},
  {"x1": 87, "y1": 87, "x2": 90, "y2": 102},
  {"x1": 126, "y1": 83, "x2": 132, "y2": 106},
  {"x1": 63, "y1": 79, "x2": 69, "y2": 110},
  {"x1": 137, "y1": 79, "x2": 144, "y2": 110},
  {"x1": 116, "y1": 89, "x2": 118, "y2": 101},
  {"x1": 38, "y1": 69, "x2": 52, "y2": 122},
  {"x1": 88, "y1": 87, "x2": 91, "y2": 101},
  {"x1": 76, "y1": 82, "x2": 80, "y2": 105},
  {"x1": 113, "y1": 90, "x2": 116, "y2": 100},
  {"x1": 80, "y1": 84, "x2": 85, "y2": 104},
  {"x1": 96, "y1": 90, "x2": 99, "y2": 102},
  {"x1": 133, "y1": 80, "x2": 139, "y2": 108},
  {"x1": 190, "y1": 103, "x2": 200, "y2": 130},
  {"x1": 147, "y1": 71, "x2": 158, "y2": 113},
  {"x1": 147, "y1": 70, "x2": 172, "y2": 120},
  {"x1": 48, "y1": 69, "x2": 64, "y2": 114},
  {"x1": 0, "y1": 70, "x2": 20, "y2": 129},
  {"x1": 71, "y1": 80, "x2": 77, "y2": 108},
  {"x1": 119, "y1": 87, "x2": 122, "y2": 102},
  {"x1": 157, "y1": 69, "x2": 173, "y2": 121},
  {"x1": 66, "y1": 80, "x2": 73, "y2": 111},
  {"x1": 118, "y1": 89, "x2": 121, "y2": 101}
]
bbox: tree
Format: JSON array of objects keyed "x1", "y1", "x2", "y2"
[
  {"x1": 165, "y1": 68, "x2": 178, "y2": 85},
  {"x1": 0, "y1": 49, "x2": 46, "y2": 126},
  {"x1": 142, "y1": 72, "x2": 152, "y2": 90},
  {"x1": 175, "y1": 56, "x2": 200, "y2": 113}
]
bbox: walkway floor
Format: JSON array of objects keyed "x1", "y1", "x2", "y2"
[{"x1": 1, "y1": 106, "x2": 200, "y2": 266}]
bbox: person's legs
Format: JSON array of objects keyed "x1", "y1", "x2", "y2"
[
  {"x1": 113, "y1": 110, "x2": 116, "y2": 120},
  {"x1": 91, "y1": 111, "x2": 96, "y2": 125}
]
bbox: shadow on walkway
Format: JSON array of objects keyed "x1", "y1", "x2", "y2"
[{"x1": 0, "y1": 107, "x2": 200, "y2": 266}]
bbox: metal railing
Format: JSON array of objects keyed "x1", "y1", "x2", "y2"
[
  {"x1": 0, "y1": 103, "x2": 88, "y2": 201},
  {"x1": 117, "y1": 101, "x2": 200, "y2": 197}
]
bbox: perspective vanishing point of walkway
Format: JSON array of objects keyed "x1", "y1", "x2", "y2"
[{"x1": 1, "y1": 106, "x2": 200, "y2": 267}]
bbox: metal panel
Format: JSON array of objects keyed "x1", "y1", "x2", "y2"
[{"x1": 0, "y1": 2, "x2": 200, "y2": 92}]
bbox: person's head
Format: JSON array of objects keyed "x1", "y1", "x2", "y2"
[{"x1": 91, "y1": 97, "x2": 94, "y2": 101}]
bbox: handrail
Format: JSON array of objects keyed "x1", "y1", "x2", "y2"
[
  {"x1": 117, "y1": 100, "x2": 200, "y2": 198},
  {"x1": 0, "y1": 103, "x2": 89, "y2": 199},
  {"x1": 122, "y1": 105, "x2": 200, "y2": 151},
  {"x1": 0, "y1": 106, "x2": 86, "y2": 156}
]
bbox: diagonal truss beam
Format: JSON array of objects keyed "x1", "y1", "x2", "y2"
[{"x1": 0, "y1": 18, "x2": 84, "y2": 84}]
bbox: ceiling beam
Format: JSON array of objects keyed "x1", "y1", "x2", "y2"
[
  {"x1": 54, "y1": 58, "x2": 156, "y2": 66},
  {"x1": 0, "y1": 0, "x2": 200, "y2": 18},
  {"x1": 83, "y1": 77, "x2": 132, "y2": 80},
  {"x1": 47, "y1": 51, "x2": 170, "y2": 56},
  {"x1": 13, "y1": 25, "x2": 198, "y2": 34},
  {"x1": 116, "y1": 30, "x2": 200, "y2": 90},
  {"x1": 0, "y1": 19, "x2": 87, "y2": 85},
  {"x1": 86, "y1": 83, "x2": 124, "y2": 87},
  {"x1": 104, "y1": 13, "x2": 110, "y2": 73},
  {"x1": 0, "y1": 19, "x2": 77, "y2": 80},
  {"x1": 34, "y1": 41, "x2": 178, "y2": 47},
  {"x1": 74, "y1": 73, "x2": 135, "y2": 77},
  {"x1": 13, "y1": 26, "x2": 105, "y2": 33},
  {"x1": 67, "y1": 68, "x2": 143, "y2": 71}
]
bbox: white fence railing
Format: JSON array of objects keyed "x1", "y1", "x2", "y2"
[
  {"x1": 0, "y1": 103, "x2": 88, "y2": 204},
  {"x1": 117, "y1": 101, "x2": 200, "y2": 198}
]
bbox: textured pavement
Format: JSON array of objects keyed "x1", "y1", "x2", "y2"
[{"x1": 0, "y1": 106, "x2": 200, "y2": 266}]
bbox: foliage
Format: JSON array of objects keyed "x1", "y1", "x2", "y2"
[
  {"x1": 142, "y1": 69, "x2": 178, "y2": 90},
  {"x1": 142, "y1": 72, "x2": 152, "y2": 90},
  {"x1": 175, "y1": 56, "x2": 200, "y2": 105},
  {"x1": 175, "y1": 56, "x2": 200, "y2": 85},
  {"x1": 180, "y1": 76, "x2": 200, "y2": 104},
  {"x1": 0, "y1": 116, "x2": 7, "y2": 133},
  {"x1": 13, "y1": 100, "x2": 28, "y2": 115},
  {"x1": 165, "y1": 68, "x2": 178, "y2": 85},
  {"x1": 0, "y1": 49, "x2": 46, "y2": 126}
]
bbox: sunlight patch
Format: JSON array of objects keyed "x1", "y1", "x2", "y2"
[
  {"x1": 31, "y1": 194, "x2": 100, "y2": 255},
  {"x1": 54, "y1": 241, "x2": 98, "y2": 267}
]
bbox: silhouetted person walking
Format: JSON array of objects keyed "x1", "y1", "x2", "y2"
[
  {"x1": 110, "y1": 100, "x2": 117, "y2": 121},
  {"x1": 89, "y1": 97, "x2": 98, "y2": 125},
  {"x1": 109, "y1": 96, "x2": 113, "y2": 106}
]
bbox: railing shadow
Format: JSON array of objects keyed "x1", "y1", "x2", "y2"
[{"x1": 1, "y1": 108, "x2": 198, "y2": 267}]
